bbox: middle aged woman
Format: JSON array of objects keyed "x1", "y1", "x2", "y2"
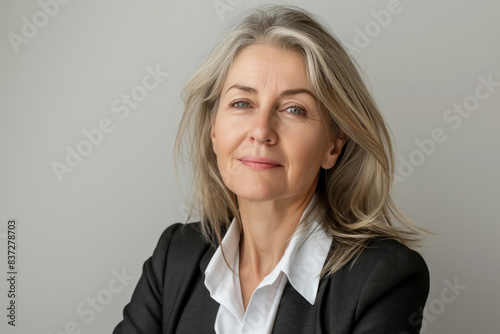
[{"x1": 114, "y1": 5, "x2": 430, "y2": 334}]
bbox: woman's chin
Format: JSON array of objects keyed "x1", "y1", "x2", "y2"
[{"x1": 233, "y1": 189, "x2": 282, "y2": 203}]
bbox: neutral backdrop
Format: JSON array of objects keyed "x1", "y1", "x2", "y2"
[{"x1": 1, "y1": 0, "x2": 498, "y2": 333}]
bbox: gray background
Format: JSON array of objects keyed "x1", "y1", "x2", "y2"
[{"x1": 1, "y1": 0, "x2": 498, "y2": 333}]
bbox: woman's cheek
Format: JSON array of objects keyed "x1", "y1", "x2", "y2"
[{"x1": 217, "y1": 154, "x2": 236, "y2": 189}]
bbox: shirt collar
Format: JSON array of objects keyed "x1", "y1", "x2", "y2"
[
  {"x1": 204, "y1": 218, "x2": 245, "y2": 319},
  {"x1": 204, "y1": 196, "x2": 332, "y2": 308},
  {"x1": 279, "y1": 215, "x2": 332, "y2": 305}
]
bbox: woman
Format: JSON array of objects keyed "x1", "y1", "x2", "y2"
[{"x1": 114, "y1": 5, "x2": 429, "y2": 334}]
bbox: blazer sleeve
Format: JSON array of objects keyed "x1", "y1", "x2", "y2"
[
  {"x1": 352, "y1": 240, "x2": 430, "y2": 334},
  {"x1": 113, "y1": 223, "x2": 182, "y2": 334}
]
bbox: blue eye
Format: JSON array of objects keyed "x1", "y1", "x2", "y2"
[
  {"x1": 286, "y1": 106, "x2": 305, "y2": 115},
  {"x1": 231, "y1": 100, "x2": 250, "y2": 108}
]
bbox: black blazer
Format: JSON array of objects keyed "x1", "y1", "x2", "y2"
[{"x1": 113, "y1": 222, "x2": 429, "y2": 333}]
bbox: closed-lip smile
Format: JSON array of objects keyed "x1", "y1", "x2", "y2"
[{"x1": 238, "y1": 156, "x2": 282, "y2": 170}]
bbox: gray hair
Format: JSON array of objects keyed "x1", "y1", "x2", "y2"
[{"x1": 175, "y1": 4, "x2": 426, "y2": 276}]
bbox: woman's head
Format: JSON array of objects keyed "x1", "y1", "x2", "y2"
[
  {"x1": 176, "y1": 5, "x2": 423, "y2": 275},
  {"x1": 210, "y1": 43, "x2": 347, "y2": 206}
]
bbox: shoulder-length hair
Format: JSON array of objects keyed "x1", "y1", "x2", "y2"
[{"x1": 175, "y1": 4, "x2": 426, "y2": 276}]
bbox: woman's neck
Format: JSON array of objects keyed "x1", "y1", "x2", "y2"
[{"x1": 237, "y1": 191, "x2": 314, "y2": 278}]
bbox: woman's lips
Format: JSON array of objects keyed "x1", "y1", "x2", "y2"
[{"x1": 238, "y1": 156, "x2": 282, "y2": 170}]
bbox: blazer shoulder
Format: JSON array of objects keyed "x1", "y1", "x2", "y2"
[
  {"x1": 357, "y1": 238, "x2": 428, "y2": 272},
  {"x1": 344, "y1": 238, "x2": 429, "y2": 293},
  {"x1": 148, "y1": 222, "x2": 211, "y2": 270},
  {"x1": 154, "y1": 221, "x2": 211, "y2": 256},
  {"x1": 319, "y1": 239, "x2": 430, "y2": 333},
  {"x1": 328, "y1": 238, "x2": 429, "y2": 288},
  {"x1": 155, "y1": 221, "x2": 207, "y2": 245},
  {"x1": 346, "y1": 238, "x2": 429, "y2": 316},
  {"x1": 113, "y1": 222, "x2": 214, "y2": 333}
]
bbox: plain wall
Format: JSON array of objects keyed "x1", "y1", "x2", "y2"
[{"x1": 1, "y1": 0, "x2": 498, "y2": 333}]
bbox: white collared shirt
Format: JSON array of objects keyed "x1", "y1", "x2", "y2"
[{"x1": 204, "y1": 202, "x2": 332, "y2": 334}]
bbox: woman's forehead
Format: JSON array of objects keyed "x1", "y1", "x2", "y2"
[{"x1": 222, "y1": 44, "x2": 311, "y2": 93}]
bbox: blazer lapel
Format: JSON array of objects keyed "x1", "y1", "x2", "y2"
[
  {"x1": 170, "y1": 246, "x2": 220, "y2": 334},
  {"x1": 272, "y1": 281, "x2": 318, "y2": 334}
]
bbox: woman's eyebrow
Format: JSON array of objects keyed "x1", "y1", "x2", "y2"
[
  {"x1": 226, "y1": 84, "x2": 257, "y2": 94},
  {"x1": 225, "y1": 84, "x2": 316, "y2": 99}
]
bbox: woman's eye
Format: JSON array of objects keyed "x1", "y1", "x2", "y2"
[
  {"x1": 231, "y1": 100, "x2": 250, "y2": 108},
  {"x1": 285, "y1": 106, "x2": 305, "y2": 115}
]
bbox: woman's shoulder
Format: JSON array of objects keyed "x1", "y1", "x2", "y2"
[
  {"x1": 113, "y1": 222, "x2": 215, "y2": 332},
  {"x1": 333, "y1": 238, "x2": 429, "y2": 284},
  {"x1": 358, "y1": 238, "x2": 428, "y2": 270},
  {"x1": 318, "y1": 238, "x2": 429, "y2": 331},
  {"x1": 322, "y1": 238, "x2": 429, "y2": 313},
  {"x1": 157, "y1": 221, "x2": 206, "y2": 240},
  {"x1": 154, "y1": 222, "x2": 212, "y2": 256},
  {"x1": 146, "y1": 222, "x2": 215, "y2": 286}
]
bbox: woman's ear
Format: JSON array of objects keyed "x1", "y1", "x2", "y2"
[{"x1": 321, "y1": 129, "x2": 348, "y2": 169}]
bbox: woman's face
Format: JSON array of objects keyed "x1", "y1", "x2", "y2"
[{"x1": 211, "y1": 43, "x2": 345, "y2": 203}]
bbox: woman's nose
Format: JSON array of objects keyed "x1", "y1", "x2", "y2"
[{"x1": 248, "y1": 107, "x2": 278, "y2": 145}]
